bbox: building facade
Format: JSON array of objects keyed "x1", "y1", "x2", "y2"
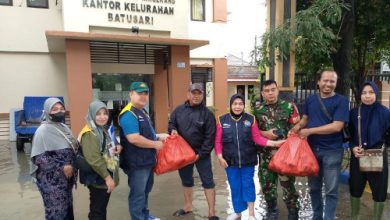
[{"x1": 0, "y1": 0, "x2": 229, "y2": 137}]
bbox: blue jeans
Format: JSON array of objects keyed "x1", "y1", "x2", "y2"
[
  {"x1": 226, "y1": 166, "x2": 256, "y2": 213},
  {"x1": 127, "y1": 166, "x2": 154, "y2": 220},
  {"x1": 308, "y1": 148, "x2": 343, "y2": 220}
]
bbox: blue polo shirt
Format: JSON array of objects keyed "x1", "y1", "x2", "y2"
[
  {"x1": 119, "y1": 111, "x2": 156, "y2": 140},
  {"x1": 303, "y1": 93, "x2": 349, "y2": 150}
]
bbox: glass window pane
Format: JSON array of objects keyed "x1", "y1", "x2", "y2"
[
  {"x1": 27, "y1": 0, "x2": 48, "y2": 8},
  {"x1": 191, "y1": 0, "x2": 204, "y2": 21},
  {"x1": 0, "y1": 0, "x2": 12, "y2": 5}
]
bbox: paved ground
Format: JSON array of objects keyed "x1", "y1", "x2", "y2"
[{"x1": 0, "y1": 140, "x2": 389, "y2": 220}]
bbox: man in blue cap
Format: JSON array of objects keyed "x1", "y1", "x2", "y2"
[{"x1": 118, "y1": 82, "x2": 165, "y2": 220}]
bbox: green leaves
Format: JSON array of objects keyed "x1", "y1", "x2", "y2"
[{"x1": 255, "y1": 0, "x2": 348, "y2": 74}]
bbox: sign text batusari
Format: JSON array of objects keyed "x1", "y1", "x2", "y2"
[{"x1": 82, "y1": 0, "x2": 176, "y2": 25}]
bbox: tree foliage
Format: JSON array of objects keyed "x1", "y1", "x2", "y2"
[
  {"x1": 257, "y1": 0, "x2": 348, "y2": 74},
  {"x1": 256, "y1": 0, "x2": 390, "y2": 97}
]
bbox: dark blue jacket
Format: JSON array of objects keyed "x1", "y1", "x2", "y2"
[
  {"x1": 168, "y1": 101, "x2": 216, "y2": 159},
  {"x1": 219, "y1": 113, "x2": 257, "y2": 167},
  {"x1": 119, "y1": 104, "x2": 156, "y2": 172}
]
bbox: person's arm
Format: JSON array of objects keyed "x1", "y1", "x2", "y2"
[
  {"x1": 251, "y1": 121, "x2": 268, "y2": 146},
  {"x1": 214, "y1": 122, "x2": 223, "y2": 155},
  {"x1": 299, "y1": 121, "x2": 344, "y2": 137},
  {"x1": 298, "y1": 96, "x2": 349, "y2": 138},
  {"x1": 214, "y1": 119, "x2": 228, "y2": 168},
  {"x1": 198, "y1": 111, "x2": 216, "y2": 159},
  {"x1": 168, "y1": 108, "x2": 177, "y2": 135},
  {"x1": 126, "y1": 133, "x2": 163, "y2": 150},
  {"x1": 252, "y1": 121, "x2": 285, "y2": 147},
  {"x1": 34, "y1": 148, "x2": 74, "y2": 178},
  {"x1": 348, "y1": 110, "x2": 359, "y2": 148},
  {"x1": 81, "y1": 132, "x2": 110, "y2": 179},
  {"x1": 291, "y1": 115, "x2": 309, "y2": 133}
]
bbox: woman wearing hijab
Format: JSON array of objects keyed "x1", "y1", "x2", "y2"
[
  {"x1": 79, "y1": 100, "x2": 122, "y2": 220},
  {"x1": 31, "y1": 97, "x2": 77, "y2": 220},
  {"x1": 349, "y1": 81, "x2": 390, "y2": 220},
  {"x1": 215, "y1": 94, "x2": 285, "y2": 220}
]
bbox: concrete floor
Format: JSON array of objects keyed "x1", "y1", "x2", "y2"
[{"x1": 0, "y1": 140, "x2": 389, "y2": 220}]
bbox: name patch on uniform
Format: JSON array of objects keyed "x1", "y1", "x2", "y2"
[
  {"x1": 244, "y1": 120, "x2": 252, "y2": 127},
  {"x1": 222, "y1": 123, "x2": 231, "y2": 129},
  {"x1": 138, "y1": 115, "x2": 145, "y2": 122}
]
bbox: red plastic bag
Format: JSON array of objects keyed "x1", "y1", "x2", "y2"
[
  {"x1": 268, "y1": 134, "x2": 319, "y2": 176},
  {"x1": 154, "y1": 135, "x2": 197, "y2": 175}
]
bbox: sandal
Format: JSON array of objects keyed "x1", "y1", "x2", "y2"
[{"x1": 172, "y1": 209, "x2": 193, "y2": 217}]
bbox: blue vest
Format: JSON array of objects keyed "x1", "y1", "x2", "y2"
[
  {"x1": 219, "y1": 113, "x2": 258, "y2": 167},
  {"x1": 119, "y1": 104, "x2": 156, "y2": 171}
]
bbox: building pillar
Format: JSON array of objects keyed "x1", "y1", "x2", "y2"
[
  {"x1": 267, "y1": 0, "x2": 296, "y2": 101},
  {"x1": 213, "y1": 58, "x2": 228, "y2": 115},
  {"x1": 168, "y1": 45, "x2": 191, "y2": 110},
  {"x1": 154, "y1": 62, "x2": 169, "y2": 133},
  {"x1": 65, "y1": 39, "x2": 93, "y2": 135}
]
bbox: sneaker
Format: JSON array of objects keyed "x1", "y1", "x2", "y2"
[
  {"x1": 248, "y1": 216, "x2": 257, "y2": 220},
  {"x1": 226, "y1": 213, "x2": 241, "y2": 220},
  {"x1": 148, "y1": 215, "x2": 161, "y2": 220}
]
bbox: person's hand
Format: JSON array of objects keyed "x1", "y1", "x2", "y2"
[
  {"x1": 193, "y1": 154, "x2": 200, "y2": 162},
  {"x1": 217, "y1": 154, "x2": 228, "y2": 168},
  {"x1": 63, "y1": 165, "x2": 73, "y2": 179},
  {"x1": 352, "y1": 146, "x2": 364, "y2": 158},
  {"x1": 154, "y1": 140, "x2": 164, "y2": 150},
  {"x1": 263, "y1": 129, "x2": 279, "y2": 140},
  {"x1": 112, "y1": 144, "x2": 123, "y2": 155},
  {"x1": 298, "y1": 128, "x2": 311, "y2": 138},
  {"x1": 289, "y1": 124, "x2": 301, "y2": 135},
  {"x1": 171, "y1": 129, "x2": 178, "y2": 136},
  {"x1": 105, "y1": 176, "x2": 115, "y2": 193},
  {"x1": 156, "y1": 133, "x2": 169, "y2": 141},
  {"x1": 268, "y1": 140, "x2": 286, "y2": 147}
]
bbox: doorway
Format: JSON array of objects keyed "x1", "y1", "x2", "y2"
[{"x1": 92, "y1": 73, "x2": 154, "y2": 126}]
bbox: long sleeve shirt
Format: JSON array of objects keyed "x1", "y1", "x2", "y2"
[{"x1": 215, "y1": 121, "x2": 268, "y2": 155}]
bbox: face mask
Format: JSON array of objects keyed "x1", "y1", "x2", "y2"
[{"x1": 49, "y1": 111, "x2": 65, "y2": 122}]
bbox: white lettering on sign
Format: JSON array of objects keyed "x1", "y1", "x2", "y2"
[{"x1": 82, "y1": 0, "x2": 176, "y2": 26}]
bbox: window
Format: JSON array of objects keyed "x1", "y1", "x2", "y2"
[
  {"x1": 0, "y1": 0, "x2": 12, "y2": 6},
  {"x1": 27, "y1": 0, "x2": 48, "y2": 8},
  {"x1": 191, "y1": 0, "x2": 205, "y2": 21}
]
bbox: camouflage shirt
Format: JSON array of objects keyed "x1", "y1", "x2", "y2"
[{"x1": 253, "y1": 99, "x2": 299, "y2": 139}]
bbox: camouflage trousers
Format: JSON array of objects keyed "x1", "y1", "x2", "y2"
[{"x1": 258, "y1": 150, "x2": 300, "y2": 209}]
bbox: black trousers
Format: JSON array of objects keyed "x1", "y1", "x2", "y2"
[
  {"x1": 88, "y1": 186, "x2": 111, "y2": 220},
  {"x1": 349, "y1": 149, "x2": 388, "y2": 202}
]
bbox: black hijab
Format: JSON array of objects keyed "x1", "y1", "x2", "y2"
[
  {"x1": 351, "y1": 81, "x2": 390, "y2": 148},
  {"x1": 230, "y1": 94, "x2": 245, "y2": 119}
]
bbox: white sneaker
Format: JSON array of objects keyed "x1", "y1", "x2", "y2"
[
  {"x1": 226, "y1": 213, "x2": 241, "y2": 220},
  {"x1": 248, "y1": 216, "x2": 257, "y2": 220},
  {"x1": 148, "y1": 215, "x2": 160, "y2": 220}
]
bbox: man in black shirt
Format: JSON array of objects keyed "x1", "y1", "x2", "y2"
[{"x1": 168, "y1": 83, "x2": 218, "y2": 220}]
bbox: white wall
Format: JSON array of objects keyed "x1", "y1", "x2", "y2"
[
  {"x1": 189, "y1": 0, "x2": 227, "y2": 59},
  {"x1": 62, "y1": 0, "x2": 189, "y2": 38},
  {"x1": 0, "y1": 53, "x2": 68, "y2": 112},
  {"x1": 225, "y1": 0, "x2": 266, "y2": 62},
  {"x1": 0, "y1": 4, "x2": 63, "y2": 52}
]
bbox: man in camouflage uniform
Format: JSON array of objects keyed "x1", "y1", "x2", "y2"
[{"x1": 253, "y1": 80, "x2": 300, "y2": 220}]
